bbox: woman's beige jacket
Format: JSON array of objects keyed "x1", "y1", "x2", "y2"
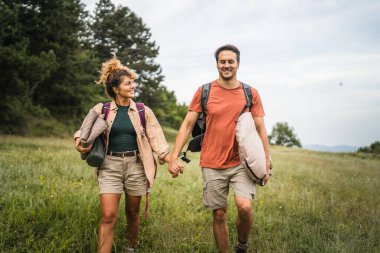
[{"x1": 74, "y1": 100, "x2": 170, "y2": 187}]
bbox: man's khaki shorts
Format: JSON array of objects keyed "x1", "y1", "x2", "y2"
[
  {"x1": 97, "y1": 154, "x2": 146, "y2": 196},
  {"x1": 202, "y1": 164, "x2": 256, "y2": 210}
]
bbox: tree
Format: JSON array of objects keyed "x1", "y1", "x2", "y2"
[
  {"x1": 358, "y1": 141, "x2": 380, "y2": 154},
  {"x1": 23, "y1": 0, "x2": 100, "y2": 121},
  {"x1": 0, "y1": 1, "x2": 57, "y2": 133},
  {"x1": 268, "y1": 122, "x2": 302, "y2": 148},
  {"x1": 0, "y1": 0, "x2": 188, "y2": 135},
  {"x1": 90, "y1": 0, "x2": 186, "y2": 126},
  {"x1": 0, "y1": 0, "x2": 101, "y2": 134},
  {"x1": 91, "y1": 0, "x2": 164, "y2": 106}
]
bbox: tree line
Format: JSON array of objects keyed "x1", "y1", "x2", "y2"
[
  {"x1": 0, "y1": 0, "x2": 187, "y2": 135},
  {"x1": 358, "y1": 141, "x2": 380, "y2": 155}
]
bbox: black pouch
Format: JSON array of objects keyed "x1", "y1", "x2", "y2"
[
  {"x1": 82, "y1": 136, "x2": 105, "y2": 167},
  {"x1": 188, "y1": 134, "x2": 204, "y2": 152}
]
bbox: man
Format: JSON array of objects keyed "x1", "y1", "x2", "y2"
[{"x1": 169, "y1": 44, "x2": 271, "y2": 253}]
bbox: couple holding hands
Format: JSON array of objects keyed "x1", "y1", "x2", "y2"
[{"x1": 74, "y1": 44, "x2": 271, "y2": 253}]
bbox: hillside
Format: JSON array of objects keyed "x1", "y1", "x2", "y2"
[{"x1": 0, "y1": 136, "x2": 379, "y2": 252}]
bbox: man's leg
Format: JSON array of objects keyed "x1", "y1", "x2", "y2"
[
  {"x1": 213, "y1": 206, "x2": 228, "y2": 253},
  {"x1": 202, "y1": 168, "x2": 230, "y2": 253},
  {"x1": 235, "y1": 196, "x2": 253, "y2": 243},
  {"x1": 230, "y1": 165, "x2": 256, "y2": 252}
]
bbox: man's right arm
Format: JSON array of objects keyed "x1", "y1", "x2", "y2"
[{"x1": 169, "y1": 111, "x2": 200, "y2": 175}]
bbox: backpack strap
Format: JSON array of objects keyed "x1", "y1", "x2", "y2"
[
  {"x1": 102, "y1": 102, "x2": 111, "y2": 120},
  {"x1": 101, "y1": 102, "x2": 111, "y2": 135},
  {"x1": 240, "y1": 83, "x2": 253, "y2": 115},
  {"x1": 201, "y1": 83, "x2": 211, "y2": 113},
  {"x1": 242, "y1": 83, "x2": 253, "y2": 111},
  {"x1": 100, "y1": 102, "x2": 111, "y2": 157},
  {"x1": 135, "y1": 102, "x2": 146, "y2": 134},
  {"x1": 135, "y1": 102, "x2": 150, "y2": 221}
]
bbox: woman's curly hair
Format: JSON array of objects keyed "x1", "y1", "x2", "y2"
[{"x1": 98, "y1": 55, "x2": 138, "y2": 99}]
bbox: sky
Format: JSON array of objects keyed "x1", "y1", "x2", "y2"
[{"x1": 83, "y1": 0, "x2": 380, "y2": 147}]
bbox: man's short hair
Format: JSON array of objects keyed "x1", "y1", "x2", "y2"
[{"x1": 214, "y1": 44, "x2": 240, "y2": 62}]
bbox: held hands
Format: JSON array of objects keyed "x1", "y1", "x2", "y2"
[
  {"x1": 168, "y1": 154, "x2": 184, "y2": 178},
  {"x1": 74, "y1": 138, "x2": 92, "y2": 154}
]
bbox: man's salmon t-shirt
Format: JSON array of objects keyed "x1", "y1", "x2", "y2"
[{"x1": 188, "y1": 80, "x2": 265, "y2": 169}]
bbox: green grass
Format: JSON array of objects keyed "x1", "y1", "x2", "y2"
[
  {"x1": 0, "y1": 136, "x2": 379, "y2": 252},
  {"x1": 161, "y1": 127, "x2": 179, "y2": 143}
]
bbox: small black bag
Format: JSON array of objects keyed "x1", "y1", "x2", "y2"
[
  {"x1": 83, "y1": 136, "x2": 105, "y2": 167},
  {"x1": 80, "y1": 103, "x2": 111, "y2": 167},
  {"x1": 187, "y1": 133, "x2": 204, "y2": 152}
]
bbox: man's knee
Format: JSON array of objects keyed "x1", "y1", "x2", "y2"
[
  {"x1": 213, "y1": 208, "x2": 227, "y2": 224},
  {"x1": 237, "y1": 201, "x2": 252, "y2": 220}
]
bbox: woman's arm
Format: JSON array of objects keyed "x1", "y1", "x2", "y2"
[
  {"x1": 144, "y1": 106, "x2": 170, "y2": 162},
  {"x1": 73, "y1": 103, "x2": 103, "y2": 153}
]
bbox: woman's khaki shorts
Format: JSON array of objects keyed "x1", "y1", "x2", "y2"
[
  {"x1": 202, "y1": 164, "x2": 256, "y2": 210},
  {"x1": 97, "y1": 155, "x2": 146, "y2": 196}
]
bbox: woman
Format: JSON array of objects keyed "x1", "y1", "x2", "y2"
[{"x1": 74, "y1": 57, "x2": 172, "y2": 253}]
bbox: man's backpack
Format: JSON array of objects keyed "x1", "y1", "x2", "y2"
[{"x1": 180, "y1": 83, "x2": 253, "y2": 162}]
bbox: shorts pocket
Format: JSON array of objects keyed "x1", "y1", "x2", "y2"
[
  {"x1": 202, "y1": 181, "x2": 208, "y2": 206},
  {"x1": 203, "y1": 180, "x2": 227, "y2": 209}
]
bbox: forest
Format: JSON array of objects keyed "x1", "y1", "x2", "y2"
[{"x1": 0, "y1": 0, "x2": 187, "y2": 136}]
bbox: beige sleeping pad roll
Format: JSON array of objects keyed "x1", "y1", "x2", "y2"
[{"x1": 235, "y1": 112, "x2": 266, "y2": 183}]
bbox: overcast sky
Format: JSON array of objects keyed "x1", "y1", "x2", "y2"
[{"x1": 83, "y1": 0, "x2": 380, "y2": 147}]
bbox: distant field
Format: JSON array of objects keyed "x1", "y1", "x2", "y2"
[{"x1": 0, "y1": 136, "x2": 379, "y2": 252}]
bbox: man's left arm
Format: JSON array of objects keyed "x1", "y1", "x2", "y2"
[{"x1": 253, "y1": 116, "x2": 271, "y2": 184}]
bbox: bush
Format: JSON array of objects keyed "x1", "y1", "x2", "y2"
[
  {"x1": 358, "y1": 141, "x2": 380, "y2": 154},
  {"x1": 268, "y1": 122, "x2": 302, "y2": 148}
]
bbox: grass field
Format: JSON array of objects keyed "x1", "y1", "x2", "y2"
[{"x1": 0, "y1": 135, "x2": 379, "y2": 253}]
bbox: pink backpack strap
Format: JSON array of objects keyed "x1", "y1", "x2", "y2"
[
  {"x1": 144, "y1": 181, "x2": 151, "y2": 221},
  {"x1": 135, "y1": 102, "x2": 150, "y2": 221},
  {"x1": 100, "y1": 102, "x2": 111, "y2": 146},
  {"x1": 102, "y1": 102, "x2": 111, "y2": 120},
  {"x1": 135, "y1": 102, "x2": 146, "y2": 133}
]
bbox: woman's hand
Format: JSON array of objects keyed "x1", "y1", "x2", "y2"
[
  {"x1": 74, "y1": 138, "x2": 92, "y2": 154},
  {"x1": 169, "y1": 154, "x2": 185, "y2": 178},
  {"x1": 164, "y1": 154, "x2": 181, "y2": 178}
]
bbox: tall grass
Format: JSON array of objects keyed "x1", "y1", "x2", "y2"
[{"x1": 0, "y1": 136, "x2": 379, "y2": 252}]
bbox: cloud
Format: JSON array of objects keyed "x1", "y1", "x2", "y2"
[{"x1": 82, "y1": 0, "x2": 380, "y2": 146}]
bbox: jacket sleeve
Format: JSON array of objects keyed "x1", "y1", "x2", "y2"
[
  {"x1": 144, "y1": 106, "x2": 170, "y2": 164},
  {"x1": 73, "y1": 103, "x2": 103, "y2": 140}
]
